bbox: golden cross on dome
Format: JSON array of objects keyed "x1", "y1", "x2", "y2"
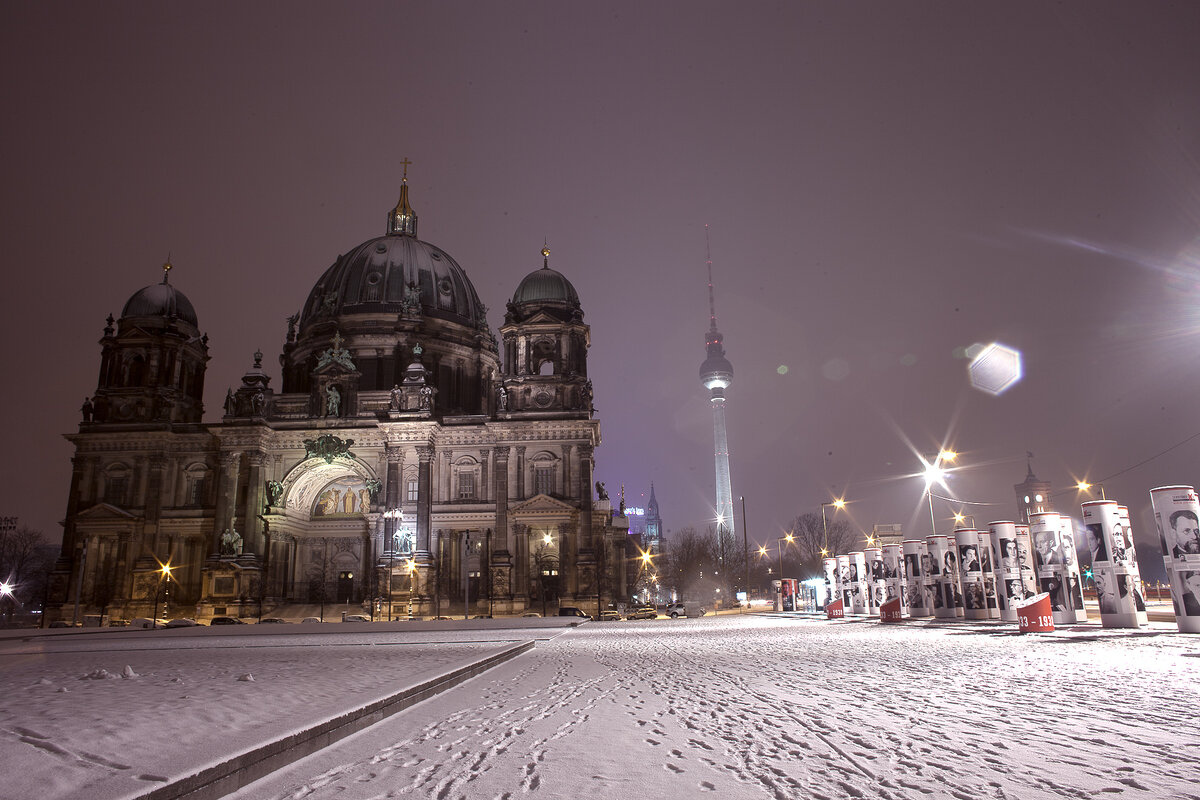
[
  {"x1": 162, "y1": 253, "x2": 173, "y2": 283},
  {"x1": 400, "y1": 157, "x2": 412, "y2": 180}
]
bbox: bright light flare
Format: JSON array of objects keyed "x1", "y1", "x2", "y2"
[
  {"x1": 758, "y1": 546, "x2": 768, "y2": 557},
  {"x1": 784, "y1": 533, "x2": 795, "y2": 544},
  {"x1": 968, "y1": 342, "x2": 1023, "y2": 396},
  {"x1": 1076, "y1": 481, "x2": 1091, "y2": 491},
  {"x1": 0, "y1": 581, "x2": 12, "y2": 597}
]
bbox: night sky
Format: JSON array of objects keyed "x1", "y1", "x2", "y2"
[{"x1": 4, "y1": 3, "x2": 1200, "y2": 575}]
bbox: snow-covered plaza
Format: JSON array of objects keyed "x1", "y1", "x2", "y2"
[{"x1": 2, "y1": 613, "x2": 1197, "y2": 800}]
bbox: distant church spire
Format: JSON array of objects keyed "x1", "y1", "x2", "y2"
[{"x1": 387, "y1": 158, "x2": 418, "y2": 236}]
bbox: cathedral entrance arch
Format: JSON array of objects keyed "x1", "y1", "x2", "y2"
[{"x1": 269, "y1": 455, "x2": 382, "y2": 605}]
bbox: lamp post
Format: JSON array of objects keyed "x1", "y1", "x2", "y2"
[
  {"x1": 739, "y1": 496, "x2": 749, "y2": 609},
  {"x1": 1076, "y1": 481, "x2": 1107, "y2": 500},
  {"x1": 776, "y1": 533, "x2": 795, "y2": 578},
  {"x1": 820, "y1": 498, "x2": 846, "y2": 557},
  {"x1": 923, "y1": 450, "x2": 957, "y2": 534},
  {"x1": 152, "y1": 562, "x2": 172, "y2": 628}
]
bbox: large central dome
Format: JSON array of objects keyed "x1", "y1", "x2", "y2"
[{"x1": 297, "y1": 181, "x2": 487, "y2": 331}]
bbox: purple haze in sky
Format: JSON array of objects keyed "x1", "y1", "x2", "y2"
[{"x1": 3, "y1": 3, "x2": 1200, "y2": 577}]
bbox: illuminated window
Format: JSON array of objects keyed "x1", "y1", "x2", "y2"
[{"x1": 406, "y1": 479, "x2": 418, "y2": 502}]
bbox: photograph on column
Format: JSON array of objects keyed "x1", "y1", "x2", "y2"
[
  {"x1": 1081, "y1": 500, "x2": 1142, "y2": 628},
  {"x1": 1028, "y1": 512, "x2": 1074, "y2": 625},
  {"x1": 1057, "y1": 516, "x2": 1087, "y2": 622},
  {"x1": 903, "y1": 539, "x2": 930, "y2": 618}
]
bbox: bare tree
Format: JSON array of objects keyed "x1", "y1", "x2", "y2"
[
  {"x1": 663, "y1": 526, "x2": 717, "y2": 600},
  {"x1": 0, "y1": 526, "x2": 56, "y2": 621},
  {"x1": 785, "y1": 512, "x2": 857, "y2": 578}
]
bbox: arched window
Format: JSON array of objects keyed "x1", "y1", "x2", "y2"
[{"x1": 454, "y1": 456, "x2": 480, "y2": 501}]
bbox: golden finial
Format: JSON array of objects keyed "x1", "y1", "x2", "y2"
[
  {"x1": 541, "y1": 244, "x2": 550, "y2": 269},
  {"x1": 400, "y1": 157, "x2": 412, "y2": 181},
  {"x1": 541, "y1": 246, "x2": 550, "y2": 258},
  {"x1": 162, "y1": 254, "x2": 173, "y2": 284}
]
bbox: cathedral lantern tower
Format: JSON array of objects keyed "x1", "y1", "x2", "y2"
[
  {"x1": 88, "y1": 261, "x2": 209, "y2": 426},
  {"x1": 698, "y1": 229, "x2": 735, "y2": 543},
  {"x1": 499, "y1": 247, "x2": 593, "y2": 416}
]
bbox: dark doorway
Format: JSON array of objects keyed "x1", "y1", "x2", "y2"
[{"x1": 337, "y1": 571, "x2": 355, "y2": 603}]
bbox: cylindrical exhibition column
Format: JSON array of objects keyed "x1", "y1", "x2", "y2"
[
  {"x1": 1149, "y1": 485, "x2": 1200, "y2": 633},
  {"x1": 1028, "y1": 511, "x2": 1074, "y2": 625},
  {"x1": 926, "y1": 535, "x2": 956, "y2": 618},
  {"x1": 1014, "y1": 524, "x2": 1039, "y2": 597},
  {"x1": 978, "y1": 524, "x2": 1000, "y2": 619},
  {"x1": 837, "y1": 554, "x2": 852, "y2": 609},
  {"x1": 1081, "y1": 500, "x2": 1142, "y2": 628},
  {"x1": 865, "y1": 546, "x2": 884, "y2": 615},
  {"x1": 823, "y1": 557, "x2": 840, "y2": 612},
  {"x1": 850, "y1": 551, "x2": 869, "y2": 614},
  {"x1": 882, "y1": 543, "x2": 907, "y2": 616},
  {"x1": 1057, "y1": 515, "x2": 1088, "y2": 623},
  {"x1": 1116, "y1": 506, "x2": 1149, "y2": 625},
  {"x1": 989, "y1": 521, "x2": 1022, "y2": 622},
  {"x1": 955, "y1": 528, "x2": 988, "y2": 620},
  {"x1": 903, "y1": 539, "x2": 931, "y2": 618}
]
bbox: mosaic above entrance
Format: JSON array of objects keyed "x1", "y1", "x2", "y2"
[{"x1": 313, "y1": 476, "x2": 371, "y2": 517}]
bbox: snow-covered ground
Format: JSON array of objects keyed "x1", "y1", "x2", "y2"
[
  {"x1": 0, "y1": 620, "x2": 566, "y2": 800},
  {"x1": 3, "y1": 615, "x2": 1198, "y2": 800}
]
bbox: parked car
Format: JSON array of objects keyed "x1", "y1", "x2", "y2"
[
  {"x1": 343, "y1": 614, "x2": 372, "y2": 623},
  {"x1": 557, "y1": 607, "x2": 589, "y2": 618},
  {"x1": 597, "y1": 610, "x2": 621, "y2": 621},
  {"x1": 627, "y1": 605, "x2": 658, "y2": 620},
  {"x1": 209, "y1": 616, "x2": 246, "y2": 625},
  {"x1": 300, "y1": 617, "x2": 324, "y2": 624},
  {"x1": 164, "y1": 618, "x2": 200, "y2": 628},
  {"x1": 521, "y1": 611, "x2": 542, "y2": 618},
  {"x1": 48, "y1": 620, "x2": 78, "y2": 628},
  {"x1": 665, "y1": 603, "x2": 706, "y2": 619},
  {"x1": 258, "y1": 617, "x2": 290, "y2": 624}
]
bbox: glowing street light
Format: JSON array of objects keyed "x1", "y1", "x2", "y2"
[
  {"x1": 820, "y1": 498, "x2": 846, "y2": 557},
  {"x1": 921, "y1": 450, "x2": 958, "y2": 535},
  {"x1": 152, "y1": 562, "x2": 173, "y2": 628}
]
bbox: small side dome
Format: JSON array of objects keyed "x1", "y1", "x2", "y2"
[
  {"x1": 511, "y1": 247, "x2": 581, "y2": 309},
  {"x1": 120, "y1": 262, "x2": 199, "y2": 327}
]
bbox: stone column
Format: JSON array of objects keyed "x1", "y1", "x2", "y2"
[
  {"x1": 562, "y1": 444, "x2": 573, "y2": 499},
  {"x1": 579, "y1": 444, "x2": 595, "y2": 548},
  {"x1": 415, "y1": 445, "x2": 434, "y2": 563},
  {"x1": 492, "y1": 447, "x2": 511, "y2": 552},
  {"x1": 244, "y1": 452, "x2": 268, "y2": 558},
  {"x1": 479, "y1": 449, "x2": 490, "y2": 504},
  {"x1": 515, "y1": 446, "x2": 526, "y2": 500},
  {"x1": 144, "y1": 455, "x2": 168, "y2": 559},
  {"x1": 490, "y1": 446, "x2": 512, "y2": 605},
  {"x1": 442, "y1": 451, "x2": 453, "y2": 501},
  {"x1": 212, "y1": 451, "x2": 242, "y2": 557},
  {"x1": 385, "y1": 446, "x2": 403, "y2": 544}
]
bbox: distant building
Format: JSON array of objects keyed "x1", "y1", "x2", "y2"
[
  {"x1": 51, "y1": 176, "x2": 627, "y2": 621},
  {"x1": 1014, "y1": 457, "x2": 1053, "y2": 524},
  {"x1": 872, "y1": 524, "x2": 904, "y2": 546},
  {"x1": 699, "y1": 235, "x2": 736, "y2": 545}
]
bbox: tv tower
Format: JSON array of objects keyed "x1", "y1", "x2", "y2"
[{"x1": 699, "y1": 225, "x2": 735, "y2": 542}]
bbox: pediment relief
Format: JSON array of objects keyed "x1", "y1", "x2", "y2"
[
  {"x1": 77, "y1": 502, "x2": 140, "y2": 520},
  {"x1": 510, "y1": 493, "x2": 577, "y2": 515}
]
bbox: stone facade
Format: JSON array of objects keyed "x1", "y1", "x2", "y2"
[{"x1": 51, "y1": 184, "x2": 626, "y2": 621}]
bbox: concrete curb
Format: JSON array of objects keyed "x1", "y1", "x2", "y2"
[{"x1": 127, "y1": 640, "x2": 536, "y2": 800}]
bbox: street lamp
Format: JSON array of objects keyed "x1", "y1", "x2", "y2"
[
  {"x1": 820, "y1": 498, "x2": 846, "y2": 556},
  {"x1": 1076, "y1": 481, "x2": 1107, "y2": 500},
  {"x1": 777, "y1": 533, "x2": 795, "y2": 578},
  {"x1": 922, "y1": 450, "x2": 957, "y2": 534},
  {"x1": 152, "y1": 562, "x2": 173, "y2": 628}
]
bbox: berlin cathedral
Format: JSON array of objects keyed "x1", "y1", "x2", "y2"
[{"x1": 50, "y1": 176, "x2": 632, "y2": 621}]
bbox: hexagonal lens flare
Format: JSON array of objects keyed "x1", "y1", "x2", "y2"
[{"x1": 968, "y1": 342, "x2": 1022, "y2": 395}]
